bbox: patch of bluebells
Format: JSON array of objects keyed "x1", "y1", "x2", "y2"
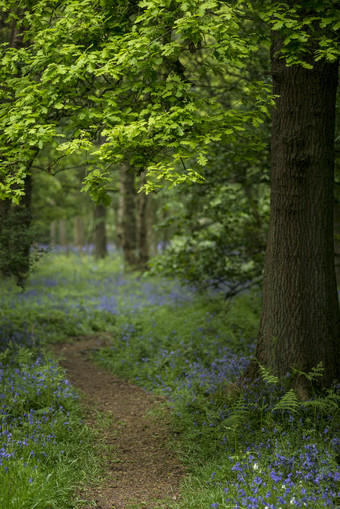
[
  {"x1": 98, "y1": 315, "x2": 340, "y2": 508},
  {"x1": 0, "y1": 324, "x2": 36, "y2": 352},
  {"x1": 93, "y1": 278, "x2": 194, "y2": 314},
  {"x1": 0, "y1": 254, "x2": 195, "y2": 349},
  {"x1": 0, "y1": 347, "x2": 78, "y2": 481},
  {"x1": 207, "y1": 437, "x2": 340, "y2": 508},
  {"x1": 203, "y1": 382, "x2": 339, "y2": 508}
]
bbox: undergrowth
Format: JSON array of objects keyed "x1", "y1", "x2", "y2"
[
  {"x1": 95, "y1": 313, "x2": 340, "y2": 509},
  {"x1": 1, "y1": 251, "x2": 339, "y2": 508},
  {"x1": 0, "y1": 343, "x2": 98, "y2": 508}
]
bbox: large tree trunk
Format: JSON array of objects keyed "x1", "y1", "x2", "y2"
[
  {"x1": 117, "y1": 163, "x2": 137, "y2": 268},
  {"x1": 93, "y1": 204, "x2": 108, "y2": 259},
  {"x1": 334, "y1": 200, "x2": 340, "y2": 287},
  {"x1": 247, "y1": 33, "x2": 340, "y2": 391}
]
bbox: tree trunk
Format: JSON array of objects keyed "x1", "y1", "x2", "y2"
[
  {"x1": 137, "y1": 174, "x2": 149, "y2": 270},
  {"x1": 14, "y1": 174, "x2": 32, "y2": 283},
  {"x1": 93, "y1": 204, "x2": 108, "y2": 259},
  {"x1": 334, "y1": 200, "x2": 340, "y2": 287},
  {"x1": 0, "y1": 175, "x2": 33, "y2": 286},
  {"x1": 74, "y1": 216, "x2": 84, "y2": 254},
  {"x1": 247, "y1": 33, "x2": 340, "y2": 391},
  {"x1": 50, "y1": 221, "x2": 57, "y2": 247},
  {"x1": 0, "y1": 198, "x2": 12, "y2": 278},
  {"x1": 59, "y1": 219, "x2": 69, "y2": 253},
  {"x1": 118, "y1": 163, "x2": 137, "y2": 267}
]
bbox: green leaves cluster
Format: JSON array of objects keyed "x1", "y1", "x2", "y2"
[{"x1": 0, "y1": 0, "x2": 339, "y2": 202}]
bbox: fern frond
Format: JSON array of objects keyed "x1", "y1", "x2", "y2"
[
  {"x1": 293, "y1": 362, "x2": 324, "y2": 383},
  {"x1": 302, "y1": 390, "x2": 340, "y2": 414},
  {"x1": 259, "y1": 364, "x2": 279, "y2": 385},
  {"x1": 272, "y1": 389, "x2": 300, "y2": 413}
]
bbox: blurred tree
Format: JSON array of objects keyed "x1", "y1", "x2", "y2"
[
  {"x1": 117, "y1": 163, "x2": 137, "y2": 267},
  {"x1": 93, "y1": 203, "x2": 108, "y2": 259},
  {"x1": 137, "y1": 174, "x2": 150, "y2": 270},
  {"x1": 74, "y1": 216, "x2": 85, "y2": 253}
]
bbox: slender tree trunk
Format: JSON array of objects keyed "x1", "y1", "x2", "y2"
[
  {"x1": 116, "y1": 195, "x2": 124, "y2": 251},
  {"x1": 14, "y1": 174, "x2": 32, "y2": 281},
  {"x1": 147, "y1": 194, "x2": 155, "y2": 256},
  {"x1": 74, "y1": 216, "x2": 84, "y2": 254},
  {"x1": 137, "y1": 174, "x2": 149, "y2": 270},
  {"x1": 93, "y1": 204, "x2": 108, "y2": 259},
  {"x1": 50, "y1": 221, "x2": 57, "y2": 247},
  {"x1": 247, "y1": 33, "x2": 340, "y2": 391},
  {"x1": 0, "y1": 175, "x2": 33, "y2": 286},
  {"x1": 0, "y1": 198, "x2": 12, "y2": 278},
  {"x1": 118, "y1": 163, "x2": 137, "y2": 267},
  {"x1": 59, "y1": 219, "x2": 68, "y2": 253}
]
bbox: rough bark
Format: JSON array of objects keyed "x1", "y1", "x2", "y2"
[
  {"x1": 334, "y1": 200, "x2": 340, "y2": 287},
  {"x1": 247, "y1": 33, "x2": 340, "y2": 390},
  {"x1": 137, "y1": 174, "x2": 149, "y2": 270},
  {"x1": 117, "y1": 163, "x2": 137, "y2": 268},
  {"x1": 93, "y1": 204, "x2": 108, "y2": 259}
]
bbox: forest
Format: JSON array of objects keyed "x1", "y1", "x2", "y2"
[{"x1": 0, "y1": 0, "x2": 339, "y2": 508}]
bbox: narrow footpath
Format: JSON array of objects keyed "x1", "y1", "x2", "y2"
[{"x1": 50, "y1": 336, "x2": 184, "y2": 509}]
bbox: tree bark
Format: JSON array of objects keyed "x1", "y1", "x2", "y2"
[
  {"x1": 334, "y1": 199, "x2": 340, "y2": 287},
  {"x1": 93, "y1": 204, "x2": 108, "y2": 259},
  {"x1": 247, "y1": 33, "x2": 340, "y2": 391},
  {"x1": 117, "y1": 163, "x2": 137, "y2": 268}
]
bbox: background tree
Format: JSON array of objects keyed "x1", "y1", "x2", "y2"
[{"x1": 93, "y1": 203, "x2": 108, "y2": 259}]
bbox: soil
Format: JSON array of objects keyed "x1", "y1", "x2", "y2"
[{"x1": 49, "y1": 335, "x2": 185, "y2": 509}]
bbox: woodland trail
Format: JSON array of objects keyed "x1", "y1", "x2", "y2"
[{"x1": 50, "y1": 336, "x2": 184, "y2": 509}]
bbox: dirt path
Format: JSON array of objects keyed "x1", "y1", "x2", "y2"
[{"x1": 50, "y1": 336, "x2": 184, "y2": 509}]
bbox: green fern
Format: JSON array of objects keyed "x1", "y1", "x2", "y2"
[
  {"x1": 224, "y1": 397, "x2": 250, "y2": 429},
  {"x1": 293, "y1": 362, "x2": 324, "y2": 383},
  {"x1": 259, "y1": 364, "x2": 279, "y2": 385},
  {"x1": 302, "y1": 388, "x2": 340, "y2": 415},
  {"x1": 222, "y1": 397, "x2": 250, "y2": 453},
  {"x1": 0, "y1": 341, "x2": 15, "y2": 364},
  {"x1": 272, "y1": 389, "x2": 300, "y2": 413}
]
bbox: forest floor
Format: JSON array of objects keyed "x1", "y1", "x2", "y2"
[{"x1": 50, "y1": 335, "x2": 185, "y2": 509}]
